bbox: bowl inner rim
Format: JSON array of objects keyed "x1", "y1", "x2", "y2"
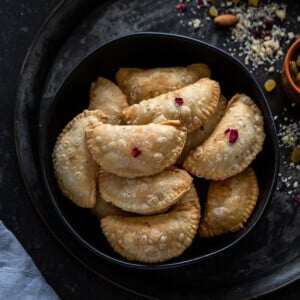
[{"x1": 38, "y1": 32, "x2": 279, "y2": 270}]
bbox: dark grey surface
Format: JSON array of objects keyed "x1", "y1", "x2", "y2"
[{"x1": 1, "y1": 0, "x2": 300, "y2": 299}]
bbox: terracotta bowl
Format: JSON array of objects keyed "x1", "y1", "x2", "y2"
[{"x1": 281, "y1": 38, "x2": 300, "y2": 105}]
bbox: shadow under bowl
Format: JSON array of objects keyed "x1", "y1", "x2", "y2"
[{"x1": 38, "y1": 32, "x2": 279, "y2": 270}]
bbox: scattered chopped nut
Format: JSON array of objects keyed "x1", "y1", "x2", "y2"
[
  {"x1": 268, "y1": 66, "x2": 275, "y2": 73},
  {"x1": 275, "y1": 7, "x2": 286, "y2": 21},
  {"x1": 192, "y1": 18, "x2": 201, "y2": 29}
]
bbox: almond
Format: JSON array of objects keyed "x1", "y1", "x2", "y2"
[{"x1": 214, "y1": 14, "x2": 239, "y2": 27}]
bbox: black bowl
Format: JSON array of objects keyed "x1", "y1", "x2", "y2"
[{"x1": 38, "y1": 32, "x2": 279, "y2": 269}]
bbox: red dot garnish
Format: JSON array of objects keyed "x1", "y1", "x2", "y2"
[
  {"x1": 131, "y1": 147, "x2": 141, "y2": 158},
  {"x1": 225, "y1": 128, "x2": 239, "y2": 143},
  {"x1": 175, "y1": 97, "x2": 184, "y2": 105}
]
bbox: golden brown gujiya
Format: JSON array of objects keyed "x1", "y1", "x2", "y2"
[
  {"x1": 188, "y1": 94, "x2": 228, "y2": 149},
  {"x1": 98, "y1": 167, "x2": 193, "y2": 215},
  {"x1": 91, "y1": 191, "x2": 131, "y2": 219},
  {"x1": 116, "y1": 63, "x2": 211, "y2": 104},
  {"x1": 88, "y1": 77, "x2": 128, "y2": 124},
  {"x1": 183, "y1": 93, "x2": 265, "y2": 180},
  {"x1": 52, "y1": 109, "x2": 107, "y2": 208},
  {"x1": 122, "y1": 78, "x2": 220, "y2": 133},
  {"x1": 177, "y1": 94, "x2": 227, "y2": 164},
  {"x1": 101, "y1": 184, "x2": 200, "y2": 263},
  {"x1": 85, "y1": 120, "x2": 187, "y2": 178},
  {"x1": 199, "y1": 167, "x2": 259, "y2": 237}
]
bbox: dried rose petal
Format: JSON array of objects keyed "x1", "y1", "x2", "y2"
[
  {"x1": 176, "y1": 3, "x2": 186, "y2": 11},
  {"x1": 293, "y1": 196, "x2": 299, "y2": 202},
  {"x1": 225, "y1": 128, "x2": 238, "y2": 143},
  {"x1": 252, "y1": 28, "x2": 262, "y2": 39},
  {"x1": 131, "y1": 147, "x2": 141, "y2": 158},
  {"x1": 265, "y1": 18, "x2": 274, "y2": 29},
  {"x1": 175, "y1": 97, "x2": 184, "y2": 105}
]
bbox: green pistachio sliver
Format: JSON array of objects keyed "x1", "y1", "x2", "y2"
[{"x1": 289, "y1": 61, "x2": 298, "y2": 77}]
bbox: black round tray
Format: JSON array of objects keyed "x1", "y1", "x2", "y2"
[{"x1": 15, "y1": 0, "x2": 300, "y2": 299}]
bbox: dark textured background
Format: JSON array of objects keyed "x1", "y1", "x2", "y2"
[{"x1": 1, "y1": 0, "x2": 299, "y2": 299}]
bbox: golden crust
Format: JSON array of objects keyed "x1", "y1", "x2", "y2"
[
  {"x1": 189, "y1": 94, "x2": 227, "y2": 149},
  {"x1": 199, "y1": 167, "x2": 259, "y2": 237},
  {"x1": 183, "y1": 93, "x2": 265, "y2": 180},
  {"x1": 98, "y1": 167, "x2": 193, "y2": 215},
  {"x1": 88, "y1": 77, "x2": 128, "y2": 124},
  {"x1": 122, "y1": 78, "x2": 220, "y2": 133},
  {"x1": 176, "y1": 94, "x2": 227, "y2": 165},
  {"x1": 101, "y1": 184, "x2": 200, "y2": 263},
  {"x1": 116, "y1": 63, "x2": 211, "y2": 105},
  {"x1": 52, "y1": 110, "x2": 107, "y2": 208},
  {"x1": 85, "y1": 121, "x2": 187, "y2": 178},
  {"x1": 91, "y1": 192, "x2": 131, "y2": 219}
]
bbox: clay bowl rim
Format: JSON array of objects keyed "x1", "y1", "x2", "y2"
[{"x1": 283, "y1": 38, "x2": 300, "y2": 94}]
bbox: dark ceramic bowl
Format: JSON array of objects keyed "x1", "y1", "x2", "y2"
[
  {"x1": 281, "y1": 38, "x2": 300, "y2": 105},
  {"x1": 39, "y1": 32, "x2": 279, "y2": 269}
]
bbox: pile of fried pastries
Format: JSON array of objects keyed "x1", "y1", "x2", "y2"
[{"x1": 52, "y1": 63, "x2": 265, "y2": 264}]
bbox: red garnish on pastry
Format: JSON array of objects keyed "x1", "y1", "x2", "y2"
[
  {"x1": 131, "y1": 147, "x2": 141, "y2": 157},
  {"x1": 225, "y1": 128, "x2": 238, "y2": 143},
  {"x1": 175, "y1": 97, "x2": 184, "y2": 105}
]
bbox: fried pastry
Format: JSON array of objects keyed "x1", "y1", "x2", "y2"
[
  {"x1": 199, "y1": 167, "x2": 259, "y2": 237},
  {"x1": 176, "y1": 94, "x2": 227, "y2": 164},
  {"x1": 189, "y1": 94, "x2": 227, "y2": 149},
  {"x1": 98, "y1": 167, "x2": 193, "y2": 215},
  {"x1": 52, "y1": 109, "x2": 107, "y2": 208},
  {"x1": 85, "y1": 120, "x2": 187, "y2": 178},
  {"x1": 91, "y1": 192, "x2": 131, "y2": 219},
  {"x1": 88, "y1": 77, "x2": 128, "y2": 124},
  {"x1": 183, "y1": 93, "x2": 265, "y2": 180},
  {"x1": 101, "y1": 184, "x2": 200, "y2": 263},
  {"x1": 116, "y1": 63, "x2": 211, "y2": 104},
  {"x1": 122, "y1": 78, "x2": 220, "y2": 133}
]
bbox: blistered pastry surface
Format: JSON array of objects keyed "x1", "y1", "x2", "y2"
[
  {"x1": 52, "y1": 110, "x2": 107, "y2": 208},
  {"x1": 183, "y1": 93, "x2": 265, "y2": 180},
  {"x1": 98, "y1": 167, "x2": 193, "y2": 214},
  {"x1": 101, "y1": 185, "x2": 200, "y2": 263},
  {"x1": 88, "y1": 76, "x2": 128, "y2": 124},
  {"x1": 122, "y1": 78, "x2": 220, "y2": 132},
  {"x1": 116, "y1": 63, "x2": 211, "y2": 105},
  {"x1": 199, "y1": 167, "x2": 259, "y2": 237},
  {"x1": 86, "y1": 121, "x2": 187, "y2": 178}
]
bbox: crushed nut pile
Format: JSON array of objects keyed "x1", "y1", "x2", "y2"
[{"x1": 176, "y1": 0, "x2": 299, "y2": 72}]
